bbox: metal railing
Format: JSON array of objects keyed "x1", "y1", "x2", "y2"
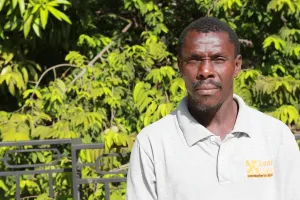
[
  {"x1": 0, "y1": 134, "x2": 299, "y2": 200},
  {"x1": 71, "y1": 142, "x2": 128, "y2": 200},
  {"x1": 0, "y1": 138, "x2": 128, "y2": 200}
]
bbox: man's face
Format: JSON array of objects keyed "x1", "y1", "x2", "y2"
[{"x1": 178, "y1": 31, "x2": 242, "y2": 111}]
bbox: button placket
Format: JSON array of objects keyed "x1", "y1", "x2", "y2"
[{"x1": 216, "y1": 140, "x2": 231, "y2": 184}]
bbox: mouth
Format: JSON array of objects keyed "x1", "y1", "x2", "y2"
[
  {"x1": 195, "y1": 84, "x2": 219, "y2": 90},
  {"x1": 195, "y1": 85, "x2": 219, "y2": 95},
  {"x1": 192, "y1": 80, "x2": 222, "y2": 90}
]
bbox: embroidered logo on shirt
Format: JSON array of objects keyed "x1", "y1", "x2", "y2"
[{"x1": 246, "y1": 160, "x2": 273, "y2": 178}]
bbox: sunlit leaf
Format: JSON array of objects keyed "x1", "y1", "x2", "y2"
[
  {"x1": 12, "y1": 0, "x2": 18, "y2": 9},
  {"x1": 0, "y1": 0, "x2": 6, "y2": 11},
  {"x1": 40, "y1": 8, "x2": 48, "y2": 29},
  {"x1": 24, "y1": 14, "x2": 34, "y2": 38},
  {"x1": 32, "y1": 23, "x2": 41, "y2": 37},
  {"x1": 18, "y1": 0, "x2": 25, "y2": 14},
  {"x1": 48, "y1": 6, "x2": 72, "y2": 24}
]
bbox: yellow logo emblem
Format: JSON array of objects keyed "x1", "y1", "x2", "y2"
[{"x1": 246, "y1": 160, "x2": 273, "y2": 178}]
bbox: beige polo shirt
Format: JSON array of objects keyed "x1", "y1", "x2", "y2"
[{"x1": 126, "y1": 94, "x2": 300, "y2": 200}]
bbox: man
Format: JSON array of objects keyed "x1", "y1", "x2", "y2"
[{"x1": 126, "y1": 17, "x2": 300, "y2": 200}]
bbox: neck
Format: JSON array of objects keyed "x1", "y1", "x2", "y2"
[{"x1": 187, "y1": 95, "x2": 238, "y2": 139}]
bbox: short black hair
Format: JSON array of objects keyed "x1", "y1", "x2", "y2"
[{"x1": 178, "y1": 17, "x2": 240, "y2": 57}]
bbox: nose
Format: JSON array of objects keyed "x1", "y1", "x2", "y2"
[{"x1": 197, "y1": 60, "x2": 215, "y2": 80}]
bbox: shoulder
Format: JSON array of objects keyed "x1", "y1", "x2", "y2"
[
  {"x1": 136, "y1": 112, "x2": 178, "y2": 145},
  {"x1": 235, "y1": 94, "x2": 291, "y2": 138},
  {"x1": 240, "y1": 103, "x2": 297, "y2": 157},
  {"x1": 247, "y1": 106, "x2": 290, "y2": 131},
  {"x1": 248, "y1": 107, "x2": 284, "y2": 125},
  {"x1": 133, "y1": 112, "x2": 180, "y2": 160},
  {"x1": 245, "y1": 106, "x2": 293, "y2": 142}
]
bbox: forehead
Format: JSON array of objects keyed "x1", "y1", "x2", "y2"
[{"x1": 181, "y1": 31, "x2": 235, "y2": 56}]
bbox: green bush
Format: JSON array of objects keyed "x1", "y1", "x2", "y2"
[{"x1": 0, "y1": 0, "x2": 299, "y2": 199}]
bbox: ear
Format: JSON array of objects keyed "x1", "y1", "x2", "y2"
[{"x1": 234, "y1": 55, "x2": 242, "y2": 78}]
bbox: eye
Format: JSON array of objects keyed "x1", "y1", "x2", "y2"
[
  {"x1": 185, "y1": 59, "x2": 201, "y2": 66},
  {"x1": 213, "y1": 57, "x2": 226, "y2": 64}
]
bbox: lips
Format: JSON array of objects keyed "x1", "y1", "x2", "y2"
[
  {"x1": 195, "y1": 84, "x2": 219, "y2": 90},
  {"x1": 192, "y1": 80, "x2": 222, "y2": 90},
  {"x1": 195, "y1": 84, "x2": 219, "y2": 95}
]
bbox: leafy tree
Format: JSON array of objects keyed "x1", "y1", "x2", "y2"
[{"x1": 0, "y1": 0, "x2": 299, "y2": 199}]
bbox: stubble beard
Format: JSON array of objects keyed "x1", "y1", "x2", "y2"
[
  {"x1": 193, "y1": 101, "x2": 222, "y2": 113},
  {"x1": 190, "y1": 80, "x2": 224, "y2": 112},
  {"x1": 190, "y1": 95, "x2": 223, "y2": 113}
]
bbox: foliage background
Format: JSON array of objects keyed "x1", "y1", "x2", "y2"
[{"x1": 0, "y1": 0, "x2": 299, "y2": 199}]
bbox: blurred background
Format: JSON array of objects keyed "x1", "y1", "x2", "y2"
[{"x1": 0, "y1": 0, "x2": 299, "y2": 199}]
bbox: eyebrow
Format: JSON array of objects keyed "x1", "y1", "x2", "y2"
[{"x1": 185, "y1": 52, "x2": 228, "y2": 59}]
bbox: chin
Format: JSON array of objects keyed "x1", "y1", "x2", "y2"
[
  {"x1": 193, "y1": 102, "x2": 222, "y2": 112},
  {"x1": 188, "y1": 93, "x2": 223, "y2": 112}
]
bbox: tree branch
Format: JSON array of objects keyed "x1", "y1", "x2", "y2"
[
  {"x1": 281, "y1": 13, "x2": 287, "y2": 26},
  {"x1": 29, "y1": 64, "x2": 78, "y2": 100},
  {"x1": 109, "y1": 163, "x2": 129, "y2": 172},
  {"x1": 21, "y1": 195, "x2": 39, "y2": 200},
  {"x1": 239, "y1": 39, "x2": 253, "y2": 47},
  {"x1": 88, "y1": 22, "x2": 132, "y2": 68},
  {"x1": 53, "y1": 67, "x2": 57, "y2": 81},
  {"x1": 207, "y1": 0, "x2": 220, "y2": 16},
  {"x1": 64, "y1": 22, "x2": 132, "y2": 93},
  {"x1": 60, "y1": 68, "x2": 72, "y2": 79}
]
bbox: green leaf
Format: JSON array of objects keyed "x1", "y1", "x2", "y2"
[
  {"x1": 12, "y1": 0, "x2": 18, "y2": 9},
  {"x1": 37, "y1": 152, "x2": 45, "y2": 162},
  {"x1": 114, "y1": 133, "x2": 128, "y2": 146},
  {"x1": 159, "y1": 23, "x2": 168, "y2": 33},
  {"x1": 56, "y1": 79, "x2": 66, "y2": 91},
  {"x1": 32, "y1": 126, "x2": 52, "y2": 139},
  {"x1": 2, "y1": 130, "x2": 30, "y2": 141},
  {"x1": 104, "y1": 130, "x2": 116, "y2": 150},
  {"x1": 110, "y1": 192, "x2": 122, "y2": 200},
  {"x1": 170, "y1": 78, "x2": 186, "y2": 96},
  {"x1": 23, "y1": 89, "x2": 33, "y2": 98},
  {"x1": 0, "y1": 180, "x2": 8, "y2": 191},
  {"x1": 282, "y1": 81, "x2": 292, "y2": 92},
  {"x1": 31, "y1": 153, "x2": 37, "y2": 163},
  {"x1": 4, "y1": 21, "x2": 12, "y2": 30},
  {"x1": 133, "y1": 82, "x2": 144, "y2": 102},
  {"x1": 32, "y1": 23, "x2": 41, "y2": 37},
  {"x1": 139, "y1": 97, "x2": 152, "y2": 113},
  {"x1": 18, "y1": 0, "x2": 25, "y2": 14},
  {"x1": 8, "y1": 81, "x2": 15, "y2": 96},
  {"x1": 56, "y1": 0, "x2": 71, "y2": 5},
  {"x1": 24, "y1": 14, "x2": 34, "y2": 38},
  {"x1": 47, "y1": 1, "x2": 59, "y2": 7},
  {"x1": 146, "y1": 101, "x2": 158, "y2": 116},
  {"x1": 263, "y1": 35, "x2": 285, "y2": 51},
  {"x1": 0, "y1": 0, "x2": 6, "y2": 11},
  {"x1": 48, "y1": 6, "x2": 72, "y2": 24},
  {"x1": 21, "y1": 67, "x2": 28, "y2": 84},
  {"x1": 20, "y1": 180, "x2": 26, "y2": 189},
  {"x1": 48, "y1": 6, "x2": 62, "y2": 20},
  {"x1": 36, "y1": 193, "x2": 50, "y2": 200},
  {"x1": 40, "y1": 8, "x2": 48, "y2": 29},
  {"x1": 56, "y1": 10, "x2": 72, "y2": 24},
  {"x1": 146, "y1": 69, "x2": 162, "y2": 83},
  {"x1": 159, "y1": 104, "x2": 167, "y2": 116},
  {"x1": 31, "y1": 4, "x2": 40, "y2": 14}
]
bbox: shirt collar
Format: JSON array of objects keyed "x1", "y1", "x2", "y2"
[
  {"x1": 176, "y1": 94, "x2": 252, "y2": 147},
  {"x1": 231, "y1": 94, "x2": 253, "y2": 137}
]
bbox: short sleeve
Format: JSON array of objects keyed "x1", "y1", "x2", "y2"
[
  {"x1": 126, "y1": 139, "x2": 157, "y2": 200},
  {"x1": 275, "y1": 125, "x2": 300, "y2": 200}
]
